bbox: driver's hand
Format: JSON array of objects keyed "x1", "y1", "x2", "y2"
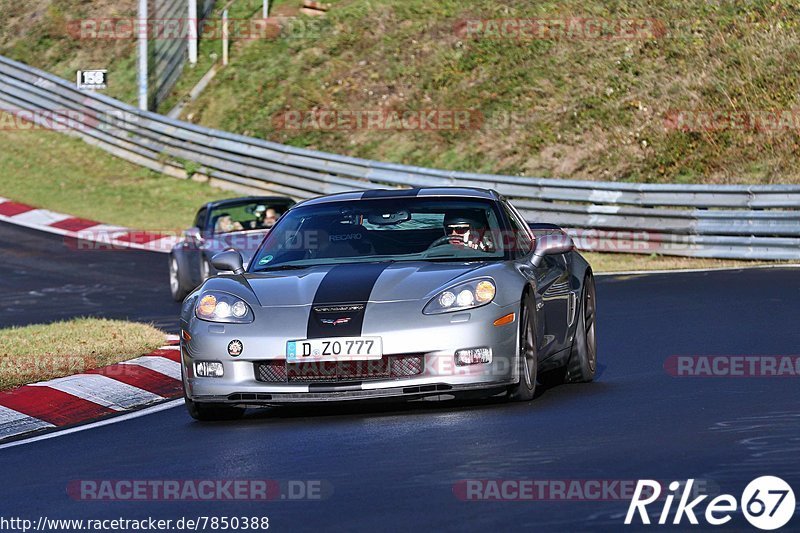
[{"x1": 448, "y1": 235, "x2": 466, "y2": 247}]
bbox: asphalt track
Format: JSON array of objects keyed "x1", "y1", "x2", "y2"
[
  {"x1": 0, "y1": 221, "x2": 181, "y2": 330},
  {"x1": 1, "y1": 219, "x2": 799, "y2": 531}
]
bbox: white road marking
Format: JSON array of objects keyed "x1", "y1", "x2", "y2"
[
  {"x1": 0, "y1": 406, "x2": 54, "y2": 440},
  {"x1": 0, "y1": 399, "x2": 182, "y2": 450},
  {"x1": 120, "y1": 356, "x2": 182, "y2": 380},
  {"x1": 6, "y1": 209, "x2": 71, "y2": 226},
  {"x1": 29, "y1": 374, "x2": 163, "y2": 410}
]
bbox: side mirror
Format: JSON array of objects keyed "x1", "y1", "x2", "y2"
[
  {"x1": 185, "y1": 227, "x2": 203, "y2": 241},
  {"x1": 531, "y1": 232, "x2": 574, "y2": 268},
  {"x1": 211, "y1": 250, "x2": 244, "y2": 275}
]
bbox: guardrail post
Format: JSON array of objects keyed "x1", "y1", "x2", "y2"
[
  {"x1": 188, "y1": 0, "x2": 198, "y2": 65},
  {"x1": 222, "y1": 9, "x2": 229, "y2": 65},
  {"x1": 137, "y1": 0, "x2": 149, "y2": 110}
]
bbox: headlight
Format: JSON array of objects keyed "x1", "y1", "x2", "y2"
[
  {"x1": 195, "y1": 291, "x2": 254, "y2": 323},
  {"x1": 423, "y1": 279, "x2": 496, "y2": 314}
]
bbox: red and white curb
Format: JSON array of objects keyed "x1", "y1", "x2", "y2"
[
  {"x1": 0, "y1": 197, "x2": 175, "y2": 253},
  {"x1": 0, "y1": 335, "x2": 183, "y2": 442}
]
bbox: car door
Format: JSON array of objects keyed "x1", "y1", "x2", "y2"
[
  {"x1": 505, "y1": 202, "x2": 571, "y2": 358},
  {"x1": 187, "y1": 207, "x2": 208, "y2": 285}
]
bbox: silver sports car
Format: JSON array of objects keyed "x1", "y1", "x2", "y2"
[
  {"x1": 169, "y1": 196, "x2": 295, "y2": 301},
  {"x1": 179, "y1": 187, "x2": 597, "y2": 420}
]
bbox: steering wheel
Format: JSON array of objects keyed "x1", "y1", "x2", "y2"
[{"x1": 427, "y1": 235, "x2": 456, "y2": 250}]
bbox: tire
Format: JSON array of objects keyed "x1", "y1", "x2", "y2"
[
  {"x1": 169, "y1": 255, "x2": 191, "y2": 302},
  {"x1": 566, "y1": 272, "x2": 597, "y2": 383},
  {"x1": 508, "y1": 292, "x2": 539, "y2": 401},
  {"x1": 184, "y1": 395, "x2": 245, "y2": 421}
]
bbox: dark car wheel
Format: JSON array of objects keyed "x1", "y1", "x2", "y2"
[
  {"x1": 566, "y1": 272, "x2": 597, "y2": 383},
  {"x1": 184, "y1": 394, "x2": 245, "y2": 421},
  {"x1": 508, "y1": 293, "x2": 539, "y2": 401},
  {"x1": 169, "y1": 255, "x2": 191, "y2": 302}
]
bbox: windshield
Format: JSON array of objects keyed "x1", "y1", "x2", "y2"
[
  {"x1": 249, "y1": 197, "x2": 509, "y2": 271},
  {"x1": 208, "y1": 202, "x2": 288, "y2": 234}
]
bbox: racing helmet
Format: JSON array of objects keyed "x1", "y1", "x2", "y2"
[{"x1": 443, "y1": 212, "x2": 487, "y2": 237}]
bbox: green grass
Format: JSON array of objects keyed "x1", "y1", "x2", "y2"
[
  {"x1": 582, "y1": 252, "x2": 783, "y2": 273},
  {"x1": 0, "y1": 112, "x2": 233, "y2": 229},
  {"x1": 5, "y1": 1, "x2": 799, "y2": 183},
  {"x1": 0, "y1": 318, "x2": 166, "y2": 390}
]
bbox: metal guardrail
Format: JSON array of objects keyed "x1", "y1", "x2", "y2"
[{"x1": 1, "y1": 54, "x2": 799, "y2": 259}]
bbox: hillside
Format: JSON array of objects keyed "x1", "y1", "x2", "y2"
[
  {"x1": 0, "y1": 0, "x2": 139, "y2": 103},
  {"x1": 179, "y1": 0, "x2": 800, "y2": 184},
  {"x1": 2, "y1": 0, "x2": 799, "y2": 184}
]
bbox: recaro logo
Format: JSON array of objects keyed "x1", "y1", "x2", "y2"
[
  {"x1": 625, "y1": 477, "x2": 795, "y2": 530},
  {"x1": 329, "y1": 233, "x2": 363, "y2": 242}
]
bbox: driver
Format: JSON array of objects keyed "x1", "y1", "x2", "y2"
[
  {"x1": 443, "y1": 212, "x2": 495, "y2": 252},
  {"x1": 249, "y1": 206, "x2": 281, "y2": 229}
]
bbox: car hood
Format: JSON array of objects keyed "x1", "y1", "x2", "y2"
[{"x1": 243, "y1": 261, "x2": 494, "y2": 307}]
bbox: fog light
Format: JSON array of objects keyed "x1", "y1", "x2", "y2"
[
  {"x1": 455, "y1": 348, "x2": 492, "y2": 366},
  {"x1": 194, "y1": 361, "x2": 224, "y2": 377}
]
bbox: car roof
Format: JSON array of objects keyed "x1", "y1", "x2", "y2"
[
  {"x1": 295, "y1": 187, "x2": 500, "y2": 208},
  {"x1": 204, "y1": 196, "x2": 296, "y2": 210}
]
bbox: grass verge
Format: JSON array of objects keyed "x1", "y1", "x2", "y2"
[
  {"x1": 0, "y1": 116, "x2": 780, "y2": 272},
  {"x1": 0, "y1": 318, "x2": 166, "y2": 391},
  {"x1": 0, "y1": 112, "x2": 233, "y2": 230},
  {"x1": 583, "y1": 252, "x2": 784, "y2": 274}
]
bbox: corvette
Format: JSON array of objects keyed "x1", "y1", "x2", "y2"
[{"x1": 179, "y1": 187, "x2": 597, "y2": 420}]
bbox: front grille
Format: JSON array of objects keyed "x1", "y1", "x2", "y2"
[
  {"x1": 391, "y1": 355, "x2": 424, "y2": 377},
  {"x1": 255, "y1": 361, "x2": 287, "y2": 382},
  {"x1": 254, "y1": 355, "x2": 424, "y2": 383}
]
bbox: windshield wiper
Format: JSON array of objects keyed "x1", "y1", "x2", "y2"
[
  {"x1": 423, "y1": 256, "x2": 493, "y2": 262},
  {"x1": 252, "y1": 264, "x2": 309, "y2": 272}
]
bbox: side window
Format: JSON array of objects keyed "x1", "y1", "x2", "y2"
[
  {"x1": 503, "y1": 204, "x2": 533, "y2": 256},
  {"x1": 194, "y1": 208, "x2": 207, "y2": 230}
]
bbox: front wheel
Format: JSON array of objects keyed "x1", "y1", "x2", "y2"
[
  {"x1": 169, "y1": 255, "x2": 191, "y2": 302},
  {"x1": 508, "y1": 293, "x2": 539, "y2": 401},
  {"x1": 566, "y1": 272, "x2": 597, "y2": 382}
]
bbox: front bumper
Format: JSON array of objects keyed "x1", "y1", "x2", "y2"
[{"x1": 182, "y1": 301, "x2": 520, "y2": 405}]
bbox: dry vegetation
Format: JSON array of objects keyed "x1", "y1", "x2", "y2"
[{"x1": 0, "y1": 318, "x2": 166, "y2": 390}]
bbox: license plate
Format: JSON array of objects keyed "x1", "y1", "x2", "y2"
[{"x1": 286, "y1": 337, "x2": 383, "y2": 362}]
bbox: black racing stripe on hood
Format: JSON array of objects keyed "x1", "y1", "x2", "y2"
[
  {"x1": 307, "y1": 263, "x2": 391, "y2": 338},
  {"x1": 361, "y1": 188, "x2": 420, "y2": 199}
]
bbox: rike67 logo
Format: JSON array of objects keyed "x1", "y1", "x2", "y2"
[{"x1": 626, "y1": 477, "x2": 795, "y2": 530}]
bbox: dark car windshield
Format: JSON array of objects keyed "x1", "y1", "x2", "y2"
[{"x1": 249, "y1": 197, "x2": 509, "y2": 271}]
